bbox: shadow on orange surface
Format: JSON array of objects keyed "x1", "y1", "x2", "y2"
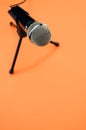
[{"x1": 14, "y1": 46, "x2": 59, "y2": 75}]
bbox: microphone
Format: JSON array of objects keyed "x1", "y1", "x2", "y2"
[
  {"x1": 8, "y1": 5, "x2": 59, "y2": 74},
  {"x1": 8, "y1": 6, "x2": 51, "y2": 46}
]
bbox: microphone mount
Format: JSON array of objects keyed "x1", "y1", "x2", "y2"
[{"x1": 8, "y1": 6, "x2": 59, "y2": 74}]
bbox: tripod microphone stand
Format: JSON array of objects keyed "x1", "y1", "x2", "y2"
[{"x1": 9, "y1": 22, "x2": 59, "y2": 74}]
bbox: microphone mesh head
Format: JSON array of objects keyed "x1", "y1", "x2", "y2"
[{"x1": 27, "y1": 22, "x2": 51, "y2": 46}]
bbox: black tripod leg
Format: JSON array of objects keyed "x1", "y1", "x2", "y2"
[
  {"x1": 9, "y1": 37, "x2": 23, "y2": 74},
  {"x1": 50, "y1": 41, "x2": 59, "y2": 46},
  {"x1": 10, "y1": 22, "x2": 17, "y2": 28}
]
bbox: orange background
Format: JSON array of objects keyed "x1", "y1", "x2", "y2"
[{"x1": 0, "y1": 0, "x2": 86, "y2": 130}]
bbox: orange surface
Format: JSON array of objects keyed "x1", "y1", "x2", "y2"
[{"x1": 0, "y1": 0, "x2": 86, "y2": 130}]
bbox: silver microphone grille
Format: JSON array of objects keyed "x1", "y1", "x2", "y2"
[{"x1": 27, "y1": 22, "x2": 51, "y2": 46}]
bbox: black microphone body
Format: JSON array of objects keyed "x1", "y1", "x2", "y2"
[
  {"x1": 8, "y1": 6, "x2": 35, "y2": 31},
  {"x1": 8, "y1": 6, "x2": 52, "y2": 46},
  {"x1": 8, "y1": 5, "x2": 59, "y2": 47}
]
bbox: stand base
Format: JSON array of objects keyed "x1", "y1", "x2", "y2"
[{"x1": 9, "y1": 22, "x2": 60, "y2": 74}]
